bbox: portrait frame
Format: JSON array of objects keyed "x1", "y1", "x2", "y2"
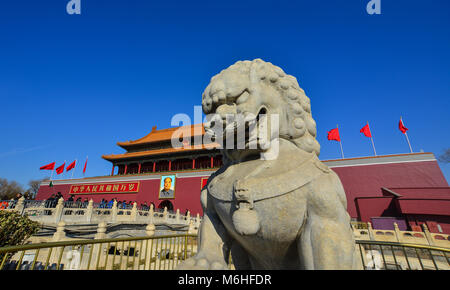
[{"x1": 159, "y1": 174, "x2": 176, "y2": 199}]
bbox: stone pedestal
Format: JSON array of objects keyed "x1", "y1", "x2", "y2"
[
  {"x1": 52, "y1": 221, "x2": 67, "y2": 242},
  {"x1": 95, "y1": 222, "x2": 107, "y2": 239},
  {"x1": 146, "y1": 223, "x2": 155, "y2": 237}
]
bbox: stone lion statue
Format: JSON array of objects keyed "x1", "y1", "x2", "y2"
[{"x1": 177, "y1": 59, "x2": 360, "y2": 270}]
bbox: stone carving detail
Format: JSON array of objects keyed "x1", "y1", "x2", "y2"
[{"x1": 177, "y1": 59, "x2": 360, "y2": 269}]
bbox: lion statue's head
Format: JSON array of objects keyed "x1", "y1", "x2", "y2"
[{"x1": 202, "y1": 59, "x2": 320, "y2": 159}]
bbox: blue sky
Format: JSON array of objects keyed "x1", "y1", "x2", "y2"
[{"x1": 0, "y1": 0, "x2": 449, "y2": 188}]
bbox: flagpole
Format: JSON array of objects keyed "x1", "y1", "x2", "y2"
[
  {"x1": 405, "y1": 132, "x2": 413, "y2": 153},
  {"x1": 337, "y1": 124, "x2": 344, "y2": 159},
  {"x1": 368, "y1": 122, "x2": 377, "y2": 156},
  {"x1": 71, "y1": 160, "x2": 77, "y2": 179},
  {"x1": 83, "y1": 156, "x2": 88, "y2": 176},
  {"x1": 401, "y1": 117, "x2": 413, "y2": 153},
  {"x1": 370, "y1": 137, "x2": 377, "y2": 156},
  {"x1": 339, "y1": 140, "x2": 345, "y2": 159},
  {"x1": 49, "y1": 163, "x2": 55, "y2": 195}
]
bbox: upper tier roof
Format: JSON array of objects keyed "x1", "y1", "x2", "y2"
[
  {"x1": 102, "y1": 142, "x2": 220, "y2": 161},
  {"x1": 117, "y1": 124, "x2": 205, "y2": 149},
  {"x1": 104, "y1": 124, "x2": 219, "y2": 162}
]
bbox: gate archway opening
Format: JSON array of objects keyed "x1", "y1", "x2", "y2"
[{"x1": 158, "y1": 200, "x2": 174, "y2": 211}]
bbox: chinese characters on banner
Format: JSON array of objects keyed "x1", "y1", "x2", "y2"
[{"x1": 69, "y1": 182, "x2": 140, "y2": 194}]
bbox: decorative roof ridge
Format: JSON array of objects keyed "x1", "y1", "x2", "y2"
[
  {"x1": 386, "y1": 186, "x2": 450, "y2": 190},
  {"x1": 381, "y1": 187, "x2": 403, "y2": 197}
]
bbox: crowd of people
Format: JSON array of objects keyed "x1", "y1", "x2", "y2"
[
  {"x1": 62, "y1": 195, "x2": 157, "y2": 212},
  {"x1": 44, "y1": 192, "x2": 64, "y2": 208}
]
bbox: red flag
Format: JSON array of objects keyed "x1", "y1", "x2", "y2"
[
  {"x1": 55, "y1": 162, "x2": 65, "y2": 175},
  {"x1": 360, "y1": 124, "x2": 372, "y2": 137},
  {"x1": 327, "y1": 128, "x2": 341, "y2": 142},
  {"x1": 66, "y1": 160, "x2": 76, "y2": 172},
  {"x1": 83, "y1": 157, "x2": 88, "y2": 174},
  {"x1": 40, "y1": 162, "x2": 55, "y2": 170},
  {"x1": 399, "y1": 119, "x2": 408, "y2": 134}
]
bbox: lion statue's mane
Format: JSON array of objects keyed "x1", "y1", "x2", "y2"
[{"x1": 201, "y1": 58, "x2": 320, "y2": 156}]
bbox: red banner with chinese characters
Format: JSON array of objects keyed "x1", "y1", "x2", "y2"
[{"x1": 69, "y1": 182, "x2": 140, "y2": 195}]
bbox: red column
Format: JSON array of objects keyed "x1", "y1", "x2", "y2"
[
  {"x1": 192, "y1": 158, "x2": 196, "y2": 169},
  {"x1": 124, "y1": 164, "x2": 128, "y2": 175},
  {"x1": 111, "y1": 165, "x2": 115, "y2": 176},
  {"x1": 211, "y1": 157, "x2": 214, "y2": 168},
  {"x1": 138, "y1": 163, "x2": 141, "y2": 174},
  {"x1": 153, "y1": 162, "x2": 156, "y2": 173},
  {"x1": 169, "y1": 160, "x2": 172, "y2": 171}
]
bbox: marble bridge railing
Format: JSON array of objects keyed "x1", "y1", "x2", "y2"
[
  {"x1": 2, "y1": 197, "x2": 202, "y2": 230},
  {"x1": 352, "y1": 222, "x2": 450, "y2": 249},
  {"x1": 3, "y1": 198, "x2": 449, "y2": 249}
]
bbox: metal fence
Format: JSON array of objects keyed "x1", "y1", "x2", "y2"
[
  {"x1": 0, "y1": 234, "x2": 198, "y2": 270},
  {"x1": 357, "y1": 240, "x2": 450, "y2": 270},
  {"x1": 1, "y1": 236, "x2": 449, "y2": 270}
]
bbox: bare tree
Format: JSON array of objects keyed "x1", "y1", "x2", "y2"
[
  {"x1": 0, "y1": 178, "x2": 24, "y2": 200},
  {"x1": 27, "y1": 177, "x2": 49, "y2": 199},
  {"x1": 438, "y1": 148, "x2": 450, "y2": 164}
]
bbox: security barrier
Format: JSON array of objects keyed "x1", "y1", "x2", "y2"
[
  {"x1": 0, "y1": 234, "x2": 198, "y2": 270},
  {"x1": 357, "y1": 240, "x2": 450, "y2": 270},
  {"x1": 1, "y1": 234, "x2": 449, "y2": 270}
]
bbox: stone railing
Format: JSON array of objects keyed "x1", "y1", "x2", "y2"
[
  {"x1": 5, "y1": 198, "x2": 448, "y2": 249},
  {"x1": 2, "y1": 197, "x2": 202, "y2": 230},
  {"x1": 352, "y1": 222, "x2": 450, "y2": 248}
]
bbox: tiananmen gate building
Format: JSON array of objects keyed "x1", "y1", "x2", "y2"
[{"x1": 36, "y1": 124, "x2": 450, "y2": 234}]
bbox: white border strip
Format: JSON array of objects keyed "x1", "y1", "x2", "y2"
[{"x1": 326, "y1": 158, "x2": 436, "y2": 169}]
